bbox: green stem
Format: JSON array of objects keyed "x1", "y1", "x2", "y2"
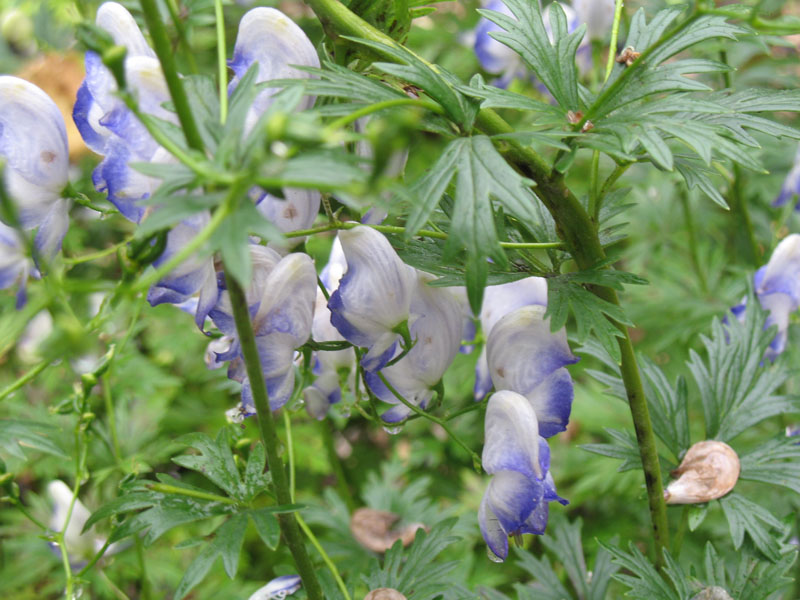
[
  {"x1": 102, "y1": 376, "x2": 123, "y2": 464},
  {"x1": 671, "y1": 505, "x2": 690, "y2": 557},
  {"x1": 729, "y1": 166, "x2": 761, "y2": 268},
  {"x1": 680, "y1": 192, "x2": 709, "y2": 295},
  {"x1": 10, "y1": 498, "x2": 48, "y2": 530},
  {"x1": 225, "y1": 273, "x2": 323, "y2": 600},
  {"x1": 284, "y1": 412, "x2": 352, "y2": 600},
  {"x1": 318, "y1": 419, "x2": 356, "y2": 512},
  {"x1": 148, "y1": 483, "x2": 237, "y2": 505},
  {"x1": 164, "y1": 0, "x2": 198, "y2": 74},
  {"x1": 376, "y1": 372, "x2": 481, "y2": 471},
  {"x1": 135, "y1": 537, "x2": 152, "y2": 600},
  {"x1": 130, "y1": 202, "x2": 230, "y2": 293},
  {"x1": 78, "y1": 536, "x2": 114, "y2": 576},
  {"x1": 214, "y1": 0, "x2": 228, "y2": 125},
  {"x1": 588, "y1": 150, "x2": 601, "y2": 222},
  {"x1": 604, "y1": 0, "x2": 625, "y2": 82},
  {"x1": 324, "y1": 98, "x2": 444, "y2": 134},
  {"x1": 0, "y1": 361, "x2": 51, "y2": 402},
  {"x1": 139, "y1": 0, "x2": 205, "y2": 152},
  {"x1": 64, "y1": 238, "x2": 133, "y2": 266}
]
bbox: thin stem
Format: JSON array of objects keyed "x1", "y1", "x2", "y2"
[
  {"x1": 102, "y1": 376, "x2": 122, "y2": 464},
  {"x1": 99, "y1": 569, "x2": 132, "y2": 600},
  {"x1": 729, "y1": 164, "x2": 761, "y2": 267},
  {"x1": 604, "y1": 0, "x2": 625, "y2": 82},
  {"x1": 130, "y1": 202, "x2": 230, "y2": 293},
  {"x1": 671, "y1": 505, "x2": 690, "y2": 557},
  {"x1": 0, "y1": 360, "x2": 51, "y2": 402},
  {"x1": 376, "y1": 372, "x2": 481, "y2": 471},
  {"x1": 324, "y1": 98, "x2": 443, "y2": 134},
  {"x1": 139, "y1": 0, "x2": 205, "y2": 152},
  {"x1": 283, "y1": 411, "x2": 296, "y2": 502},
  {"x1": 148, "y1": 483, "x2": 237, "y2": 505},
  {"x1": 10, "y1": 498, "x2": 48, "y2": 530},
  {"x1": 225, "y1": 273, "x2": 323, "y2": 600},
  {"x1": 588, "y1": 150, "x2": 601, "y2": 222},
  {"x1": 284, "y1": 412, "x2": 352, "y2": 600},
  {"x1": 680, "y1": 192, "x2": 709, "y2": 295},
  {"x1": 64, "y1": 238, "x2": 132, "y2": 265},
  {"x1": 164, "y1": 0, "x2": 198, "y2": 74},
  {"x1": 78, "y1": 536, "x2": 114, "y2": 577},
  {"x1": 443, "y1": 399, "x2": 486, "y2": 422},
  {"x1": 135, "y1": 537, "x2": 152, "y2": 600},
  {"x1": 215, "y1": 0, "x2": 229, "y2": 125},
  {"x1": 318, "y1": 419, "x2": 356, "y2": 512}
]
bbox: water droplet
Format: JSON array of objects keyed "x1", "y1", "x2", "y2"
[
  {"x1": 383, "y1": 425, "x2": 402, "y2": 435},
  {"x1": 486, "y1": 547, "x2": 503, "y2": 563}
]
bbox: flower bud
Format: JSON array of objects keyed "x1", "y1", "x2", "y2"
[{"x1": 664, "y1": 441, "x2": 740, "y2": 504}]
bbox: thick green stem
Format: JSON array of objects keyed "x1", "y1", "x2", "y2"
[
  {"x1": 729, "y1": 165, "x2": 761, "y2": 268},
  {"x1": 225, "y1": 274, "x2": 323, "y2": 600},
  {"x1": 139, "y1": 0, "x2": 205, "y2": 152},
  {"x1": 302, "y1": 0, "x2": 670, "y2": 566}
]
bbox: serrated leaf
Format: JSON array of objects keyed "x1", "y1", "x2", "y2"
[
  {"x1": 739, "y1": 437, "x2": 800, "y2": 494},
  {"x1": 730, "y1": 548, "x2": 798, "y2": 600},
  {"x1": 174, "y1": 543, "x2": 218, "y2": 600},
  {"x1": 0, "y1": 419, "x2": 67, "y2": 459},
  {"x1": 482, "y1": 0, "x2": 584, "y2": 112},
  {"x1": 249, "y1": 508, "x2": 280, "y2": 550},
  {"x1": 514, "y1": 552, "x2": 571, "y2": 600},
  {"x1": 604, "y1": 542, "x2": 682, "y2": 600},
  {"x1": 580, "y1": 428, "x2": 642, "y2": 472},
  {"x1": 638, "y1": 359, "x2": 690, "y2": 461},
  {"x1": 539, "y1": 519, "x2": 589, "y2": 599},
  {"x1": 718, "y1": 493, "x2": 784, "y2": 562},
  {"x1": 173, "y1": 431, "x2": 243, "y2": 500},
  {"x1": 215, "y1": 513, "x2": 247, "y2": 579},
  {"x1": 688, "y1": 504, "x2": 709, "y2": 532},
  {"x1": 675, "y1": 159, "x2": 728, "y2": 209}
]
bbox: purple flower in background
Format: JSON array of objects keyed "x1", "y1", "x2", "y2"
[
  {"x1": 364, "y1": 271, "x2": 466, "y2": 423},
  {"x1": 732, "y1": 234, "x2": 800, "y2": 360},
  {"x1": 774, "y1": 145, "x2": 800, "y2": 210},
  {"x1": 474, "y1": 277, "x2": 548, "y2": 400},
  {"x1": 248, "y1": 575, "x2": 302, "y2": 600},
  {"x1": 0, "y1": 222, "x2": 35, "y2": 308},
  {"x1": 478, "y1": 391, "x2": 567, "y2": 561},
  {"x1": 572, "y1": 0, "x2": 615, "y2": 41},
  {"x1": 328, "y1": 226, "x2": 416, "y2": 372},
  {"x1": 486, "y1": 305, "x2": 578, "y2": 437}
]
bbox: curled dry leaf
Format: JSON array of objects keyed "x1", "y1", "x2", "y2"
[
  {"x1": 364, "y1": 589, "x2": 407, "y2": 600},
  {"x1": 349, "y1": 507, "x2": 426, "y2": 553},
  {"x1": 691, "y1": 586, "x2": 734, "y2": 600},
  {"x1": 664, "y1": 440, "x2": 740, "y2": 504}
]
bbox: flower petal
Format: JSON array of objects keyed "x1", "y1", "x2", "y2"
[
  {"x1": 483, "y1": 390, "x2": 541, "y2": 478},
  {"x1": 248, "y1": 575, "x2": 302, "y2": 600},
  {"x1": 484, "y1": 469, "x2": 544, "y2": 540},
  {"x1": 255, "y1": 187, "x2": 320, "y2": 234}
]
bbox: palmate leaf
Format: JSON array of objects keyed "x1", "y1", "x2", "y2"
[
  {"x1": 718, "y1": 494, "x2": 786, "y2": 562},
  {"x1": 739, "y1": 436, "x2": 800, "y2": 494},
  {"x1": 603, "y1": 543, "x2": 685, "y2": 600},
  {"x1": 686, "y1": 299, "x2": 799, "y2": 442},
  {"x1": 481, "y1": 0, "x2": 585, "y2": 112},
  {"x1": 362, "y1": 518, "x2": 460, "y2": 600},
  {"x1": 702, "y1": 542, "x2": 797, "y2": 600},
  {"x1": 406, "y1": 135, "x2": 548, "y2": 313},
  {"x1": 0, "y1": 419, "x2": 67, "y2": 460}
]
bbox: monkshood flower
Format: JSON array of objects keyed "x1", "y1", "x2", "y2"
[
  {"x1": 474, "y1": 277, "x2": 548, "y2": 400},
  {"x1": 210, "y1": 247, "x2": 317, "y2": 415},
  {"x1": 0, "y1": 222, "x2": 34, "y2": 308},
  {"x1": 479, "y1": 391, "x2": 567, "y2": 561},
  {"x1": 774, "y1": 144, "x2": 800, "y2": 210},
  {"x1": 0, "y1": 76, "x2": 70, "y2": 262},
  {"x1": 254, "y1": 187, "x2": 321, "y2": 237},
  {"x1": 248, "y1": 575, "x2": 302, "y2": 600},
  {"x1": 473, "y1": 1, "x2": 587, "y2": 89},
  {"x1": 146, "y1": 212, "x2": 219, "y2": 330},
  {"x1": 328, "y1": 226, "x2": 416, "y2": 372},
  {"x1": 486, "y1": 305, "x2": 578, "y2": 437},
  {"x1": 572, "y1": 0, "x2": 615, "y2": 41},
  {"x1": 364, "y1": 271, "x2": 466, "y2": 423},
  {"x1": 731, "y1": 234, "x2": 800, "y2": 360}
]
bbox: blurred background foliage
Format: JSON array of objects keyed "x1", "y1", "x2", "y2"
[{"x1": 0, "y1": 0, "x2": 798, "y2": 598}]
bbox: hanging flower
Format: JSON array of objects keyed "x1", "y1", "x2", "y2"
[
  {"x1": 486, "y1": 305, "x2": 578, "y2": 437},
  {"x1": 774, "y1": 145, "x2": 800, "y2": 210},
  {"x1": 730, "y1": 233, "x2": 800, "y2": 360},
  {"x1": 364, "y1": 271, "x2": 466, "y2": 423},
  {"x1": 248, "y1": 574, "x2": 302, "y2": 600},
  {"x1": 473, "y1": 277, "x2": 548, "y2": 400},
  {"x1": 328, "y1": 226, "x2": 416, "y2": 372}
]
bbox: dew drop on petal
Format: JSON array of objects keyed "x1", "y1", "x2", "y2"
[
  {"x1": 486, "y1": 547, "x2": 504, "y2": 563},
  {"x1": 383, "y1": 425, "x2": 403, "y2": 435}
]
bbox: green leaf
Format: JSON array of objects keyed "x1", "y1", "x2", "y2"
[
  {"x1": 135, "y1": 193, "x2": 222, "y2": 238},
  {"x1": 0, "y1": 419, "x2": 67, "y2": 459},
  {"x1": 638, "y1": 359, "x2": 690, "y2": 461},
  {"x1": 580, "y1": 428, "x2": 643, "y2": 472},
  {"x1": 482, "y1": 0, "x2": 584, "y2": 112},
  {"x1": 730, "y1": 547, "x2": 798, "y2": 600},
  {"x1": 604, "y1": 542, "x2": 683, "y2": 600},
  {"x1": 249, "y1": 508, "x2": 280, "y2": 550},
  {"x1": 215, "y1": 513, "x2": 247, "y2": 579},
  {"x1": 174, "y1": 544, "x2": 218, "y2": 600},
  {"x1": 686, "y1": 298, "x2": 798, "y2": 441},
  {"x1": 243, "y1": 442, "x2": 271, "y2": 500},
  {"x1": 718, "y1": 493, "x2": 784, "y2": 562},
  {"x1": 688, "y1": 504, "x2": 709, "y2": 532},
  {"x1": 739, "y1": 436, "x2": 800, "y2": 494},
  {"x1": 675, "y1": 159, "x2": 729, "y2": 209},
  {"x1": 172, "y1": 431, "x2": 243, "y2": 500}
]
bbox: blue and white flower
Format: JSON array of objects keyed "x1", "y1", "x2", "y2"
[
  {"x1": 486, "y1": 305, "x2": 578, "y2": 438},
  {"x1": 572, "y1": 0, "x2": 615, "y2": 41},
  {"x1": 229, "y1": 6, "x2": 320, "y2": 136},
  {"x1": 364, "y1": 271, "x2": 466, "y2": 423},
  {"x1": 248, "y1": 575, "x2": 302, "y2": 600},
  {"x1": 328, "y1": 226, "x2": 416, "y2": 372},
  {"x1": 774, "y1": 145, "x2": 800, "y2": 210},
  {"x1": 211, "y1": 247, "x2": 317, "y2": 414},
  {"x1": 0, "y1": 75, "x2": 71, "y2": 262},
  {"x1": 0, "y1": 222, "x2": 34, "y2": 307},
  {"x1": 478, "y1": 391, "x2": 567, "y2": 561},
  {"x1": 732, "y1": 234, "x2": 800, "y2": 360},
  {"x1": 474, "y1": 277, "x2": 548, "y2": 400}
]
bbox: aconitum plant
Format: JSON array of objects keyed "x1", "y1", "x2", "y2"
[{"x1": 0, "y1": 0, "x2": 799, "y2": 599}]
